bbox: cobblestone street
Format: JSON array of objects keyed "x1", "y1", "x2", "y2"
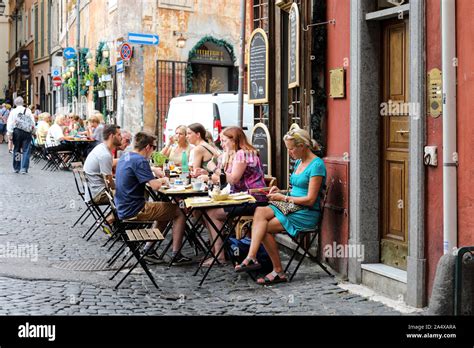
[{"x1": 0, "y1": 144, "x2": 407, "y2": 316}]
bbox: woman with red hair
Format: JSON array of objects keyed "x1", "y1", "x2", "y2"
[{"x1": 201, "y1": 126, "x2": 267, "y2": 267}]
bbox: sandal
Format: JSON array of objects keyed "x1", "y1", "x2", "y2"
[
  {"x1": 202, "y1": 257, "x2": 227, "y2": 268},
  {"x1": 256, "y1": 271, "x2": 288, "y2": 285},
  {"x1": 235, "y1": 257, "x2": 261, "y2": 273}
]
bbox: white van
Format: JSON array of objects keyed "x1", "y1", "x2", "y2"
[{"x1": 163, "y1": 92, "x2": 254, "y2": 145}]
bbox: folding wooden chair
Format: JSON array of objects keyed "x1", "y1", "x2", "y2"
[
  {"x1": 283, "y1": 180, "x2": 334, "y2": 281},
  {"x1": 103, "y1": 191, "x2": 164, "y2": 290}
]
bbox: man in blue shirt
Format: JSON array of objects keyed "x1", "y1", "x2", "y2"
[{"x1": 115, "y1": 131, "x2": 190, "y2": 264}]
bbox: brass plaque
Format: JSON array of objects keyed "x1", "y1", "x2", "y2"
[
  {"x1": 329, "y1": 68, "x2": 345, "y2": 98},
  {"x1": 428, "y1": 68, "x2": 442, "y2": 118}
]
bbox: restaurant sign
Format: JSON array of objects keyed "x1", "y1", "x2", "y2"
[
  {"x1": 251, "y1": 123, "x2": 271, "y2": 175},
  {"x1": 20, "y1": 51, "x2": 30, "y2": 75}
]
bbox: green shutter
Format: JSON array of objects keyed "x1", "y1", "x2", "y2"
[
  {"x1": 40, "y1": 1, "x2": 44, "y2": 57},
  {"x1": 34, "y1": 6, "x2": 38, "y2": 58}
]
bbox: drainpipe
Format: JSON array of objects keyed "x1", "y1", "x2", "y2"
[{"x1": 441, "y1": 0, "x2": 458, "y2": 254}]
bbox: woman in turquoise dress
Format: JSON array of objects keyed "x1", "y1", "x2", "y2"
[{"x1": 235, "y1": 128, "x2": 326, "y2": 284}]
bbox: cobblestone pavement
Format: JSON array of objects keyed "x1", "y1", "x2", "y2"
[{"x1": 0, "y1": 144, "x2": 406, "y2": 315}]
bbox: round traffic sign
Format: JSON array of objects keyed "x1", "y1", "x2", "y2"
[
  {"x1": 52, "y1": 76, "x2": 62, "y2": 87},
  {"x1": 120, "y1": 43, "x2": 133, "y2": 60}
]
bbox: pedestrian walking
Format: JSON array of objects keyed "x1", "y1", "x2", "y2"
[
  {"x1": 6, "y1": 97, "x2": 36, "y2": 174},
  {"x1": 0, "y1": 103, "x2": 10, "y2": 144}
]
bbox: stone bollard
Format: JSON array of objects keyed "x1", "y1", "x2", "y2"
[{"x1": 428, "y1": 251, "x2": 474, "y2": 315}]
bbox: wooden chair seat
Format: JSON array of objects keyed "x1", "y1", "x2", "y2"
[{"x1": 126, "y1": 228, "x2": 164, "y2": 242}]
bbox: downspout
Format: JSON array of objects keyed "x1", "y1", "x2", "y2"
[{"x1": 441, "y1": 0, "x2": 458, "y2": 254}]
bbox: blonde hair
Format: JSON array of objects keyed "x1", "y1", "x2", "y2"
[
  {"x1": 54, "y1": 114, "x2": 66, "y2": 125},
  {"x1": 283, "y1": 128, "x2": 320, "y2": 151},
  {"x1": 38, "y1": 112, "x2": 51, "y2": 121},
  {"x1": 88, "y1": 115, "x2": 100, "y2": 124},
  {"x1": 93, "y1": 112, "x2": 104, "y2": 124}
]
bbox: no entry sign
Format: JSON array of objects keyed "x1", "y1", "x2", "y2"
[{"x1": 52, "y1": 76, "x2": 62, "y2": 87}]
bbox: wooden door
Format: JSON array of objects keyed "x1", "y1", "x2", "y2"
[{"x1": 381, "y1": 20, "x2": 410, "y2": 270}]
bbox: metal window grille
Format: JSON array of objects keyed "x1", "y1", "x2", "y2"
[{"x1": 156, "y1": 60, "x2": 188, "y2": 147}]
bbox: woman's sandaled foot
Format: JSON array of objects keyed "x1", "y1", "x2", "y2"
[
  {"x1": 256, "y1": 271, "x2": 288, "y2": 285},
  {"x1": 235, "y1": 257, "x2": 261, "y2": 273},
  {"x1": 202, "y1": 257, "x2": 227, "y2": 268}
]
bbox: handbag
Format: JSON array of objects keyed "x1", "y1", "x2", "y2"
[{"x1": 269, "y1": 200, "x2": 306, "y2": 215}]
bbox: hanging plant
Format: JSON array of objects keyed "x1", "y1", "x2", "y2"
[{"x1": 186, "y1": 36, "x2": 236, "y2": 92}]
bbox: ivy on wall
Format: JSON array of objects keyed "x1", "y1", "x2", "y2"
[
  {"x1": 310, "y1": 0, "x2": 327, "y2": 157},
  {"x1": 186, "y1": 36, "x2": 236, "y2": 92},
  {"x1": 65, "y1": 48, "x2": 90, "y2": 104}
]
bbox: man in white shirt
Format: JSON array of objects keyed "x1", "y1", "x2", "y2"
[
  {"x1": 84, "y1": 124, "x2": 122, "y2": 204},
  {"x1": 7, "y1": 97, "x2": 35, "y2": 174},
  {"x1": 45, "y1": 114, "x2": 73, "y2": 150}
]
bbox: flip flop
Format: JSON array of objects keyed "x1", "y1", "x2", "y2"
[
  {"x1": 257, "y1": 271, "x2": 288, "y2": 285},
  {"x1": 235, "y1": 257, "x2": 261, "y2": 273}
]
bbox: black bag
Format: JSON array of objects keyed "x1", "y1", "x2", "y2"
[{"x1": 229, "y1": 237, "x2": 273, "y2": 273}]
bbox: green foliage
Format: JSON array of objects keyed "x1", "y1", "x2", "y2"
[
  {"x1": 186, "y1": 36, "x2": 236, "y2": 92},
  {"x1": 151, "y1": 152, "x2": 168, "y2": 167}
]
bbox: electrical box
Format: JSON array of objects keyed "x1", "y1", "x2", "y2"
[{"x1": 424, "y1": 146, "x2": 438, "y2": 167}]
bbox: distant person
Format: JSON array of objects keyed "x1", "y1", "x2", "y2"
[
  {"x1": 35, "y1": 112, "x2": 52, "y2": 145},
  {"x1": 45, "y1": 114, "x2": 73, "y2": 151},
  {"x1": 0, "y1": 103, "x2": 10, "y2": 144},
  {"x1": 7, "y1": 97, "x2": 35, "y2": 174}
]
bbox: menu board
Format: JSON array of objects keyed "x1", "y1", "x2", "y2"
[
  {"x1": 251, "y1": 123, "x2": 271, "y2": 175},
  {"x1": 248, "y1": 29, "x2": 269, "y2": 104},
  {"x1": 288, "y1": 3, "x2": 300, "y2": 88}
]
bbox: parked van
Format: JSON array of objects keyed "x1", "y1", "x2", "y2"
[{"x1": 163, "y1": 92, "x2": 254, "y2": 145}]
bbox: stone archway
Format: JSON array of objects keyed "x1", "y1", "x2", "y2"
[{"x1": 186, "y1": 36, "x2": 236, "y2": 93}]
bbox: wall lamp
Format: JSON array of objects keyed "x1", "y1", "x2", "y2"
[{"x1": 173, "y1": 31, "x2": 186, "y2": 49}]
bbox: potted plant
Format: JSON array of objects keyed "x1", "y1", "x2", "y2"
[{"x1": 105, "y1": 88, "x2": 113, "y2": 97}]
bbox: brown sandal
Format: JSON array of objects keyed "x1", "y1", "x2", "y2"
[
  {"x1": 256, "y1": 271, "x2": 288, "y2": 285},
  {"x1": 235, "y1": 257, "x2": 261, "y2": 273}
]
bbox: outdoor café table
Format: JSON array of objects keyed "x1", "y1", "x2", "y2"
[
  {"x1": 64, "y1": 138, "x2": 95, "y2": 162},
  {"x1": 152, "y1": 186, "x2": 210, "y2": 265},
  {"x1": 184, "y1": 195, "x2": 257, "y2": 286}
]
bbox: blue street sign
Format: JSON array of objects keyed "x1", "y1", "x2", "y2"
[
  {"x1": 64, "y1": 47, "x2": 77, "y2": 59},
  {"x1": 128, "y1": 32, "x2": 159, "y2": 46},
  {"x1": 116, "y1": 60, "x2": 124, "y2": 73}
]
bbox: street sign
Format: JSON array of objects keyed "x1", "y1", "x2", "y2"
[
  {"x1": 52, "y1": 76, "x2": 62, "y2": 87},
  {"x1": 128, "y1": 32, "x2": 159, "y2": 46},
  {"x1": 64, "y1": 47, "x2": 77, "y2": 59},
  {"x1": 51, "y1": 67, "x2": 61, "y2": 77},
  {"x1": 116, "y1": 60, "x2": 124, "y2": 73},
  {"x1": 120, "y1": 43, "x2": 133, "y2": 60}
]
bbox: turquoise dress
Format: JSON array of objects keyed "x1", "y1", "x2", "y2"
[{"x1": 270, "y1": 157, "x2": 326, "y2": 236}]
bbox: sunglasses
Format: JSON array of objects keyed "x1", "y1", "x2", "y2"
[{"x1": 149, "y1": 144, "x2": 157, "y2": 150}]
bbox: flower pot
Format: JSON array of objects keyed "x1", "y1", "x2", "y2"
[
  {"x1": 104, "y1": 74, "x2": 112, "y2": 82},
  {"x1": 85, "y1": 80, "x2": 91, "y2": 86},
  {"x1": 98, "y1": 90, "x2": 105, "y2": 97},
  {"x1": 105, "y1": 89, "x2": 113, "y2": 97},
  {"x1": 98, "y1": 76, "x2": 103, "y2": 83}
]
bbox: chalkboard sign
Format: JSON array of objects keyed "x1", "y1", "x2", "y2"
[
  {"x1": 251, "y1": 123, "x2": 271, "y2": 175},
  {"x1": 288, "y1": 3, "x2": 300, "y2": 88},
  {"x1": 248, "y1": 29, "x2": 269, "y2": 104}
]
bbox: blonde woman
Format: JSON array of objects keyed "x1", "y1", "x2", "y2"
[
  {"x1": 235, "y1": 128, "x2": 326, "y2": 285},
  {"x1": 36, "y1": 112, "x2": 52, "y2": 145},
  {"x1": 186, "y1": 123, "x2": 220, "y2": 176},
  {"x1": 161, "y1": 125, "x2": 193, "y2": 167}
]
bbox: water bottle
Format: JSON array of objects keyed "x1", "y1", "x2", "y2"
[
  {"x1": 208, "y1": 172, "x2": 214, "y2": 192},
  {"x1": 220, "y1": 170, "x2": 227, "y2": 190},
  {"x1": 181, "y1": 151, "x2": 189, "y2": 173},
  {"x1": 164, "y1": 159, "x2": 170, "y2": 178}
]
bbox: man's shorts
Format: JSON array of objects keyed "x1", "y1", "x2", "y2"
[{"x1": 135, "y1": 202, "x2": 177, "y2": 222}]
